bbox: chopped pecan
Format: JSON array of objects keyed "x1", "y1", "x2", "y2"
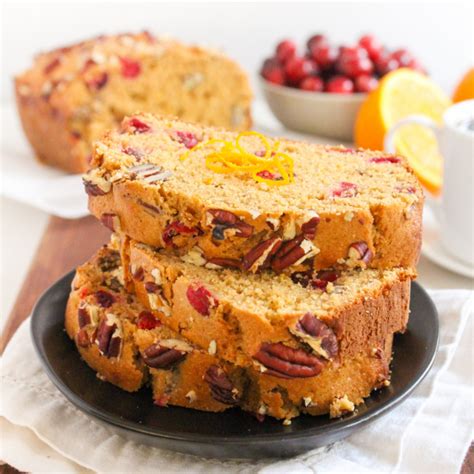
[
  {"x1": 254, "y1": 342, "x2": 324, "y2": 378},
  {"x1": 137, "y1": 199, "x2": 161, "y2": 215},
  {"x1": 204, "y1": 365, "x2": 240, "y2": 405},
  {"x1": 100, "y1": 213, "x2": 120, "y2": 232},
  {"x1": 82, "y1": 175, "x2": 111, "y2": 196},
  {"x1": 272, "y1": 235, "x2": 318, "y2": 272},
  {"x1": 95, "y1": 290, "x2": 115, "y2": 308},
  {"x1": 144, "y1": 281, "x2": 161, "y2": 294},
  {"x1": 95, "y1": 314, "x2": 122, "y2": 358},
  {"x1": 242, "y1": 236, "x2": 282, "y2": 272},
  {"x1": 348, "y1": 241, "x2": 373, "y2": 264},
  {"x1": 290, "y1": 313, "x2": 338, "y2": 360},
  {"x1": 78, "y1": 307, "x2": 91, "y2": 329},
  {"x1": 76, "y1": 328, "x2": 91, "y2": 347},
  {"x1": 132, "y1": 266, "x2": 144, "y2": 281},
  {"x1": 208, "y1": 209, "x2": 254, "y2": 240},
  {"x1": 98, "y1": 251, "x2": 120, "y2": 272},
  {"x1": 206, "y1": 257, "x2": 242, "y2": 270},
  {"x1": 143, "y1": 339, "x2": 191, "y2": 368}
]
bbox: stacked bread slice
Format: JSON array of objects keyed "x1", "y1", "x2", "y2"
[{"x1": 66, "y1": 114, "x2": 423, "y2": 421}]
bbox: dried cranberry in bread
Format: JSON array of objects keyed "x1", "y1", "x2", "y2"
[
  {"x1": 87, "y1": 114, "x2": 423, "y2": 274},
  {"x1": 15, "y1": 32, "x2": 252, "y2": 173}
]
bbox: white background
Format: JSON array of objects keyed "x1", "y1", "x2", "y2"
[
  {"x1": 1, "y1": 0, "x2": 473, "y2": 323},
  {"x1": 2, "y1": 0, "x2": 474, "y2": 103}
]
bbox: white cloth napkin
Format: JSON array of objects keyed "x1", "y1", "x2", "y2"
[{"x1": 1, "y1": 289, "x2": 472, "y2": 473}]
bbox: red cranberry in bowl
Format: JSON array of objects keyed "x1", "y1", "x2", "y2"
[
  {"x1": 355, "y1": 74, "x2": 379, "y2": 93},
  {"x1": 376, "y1": 55, "x2": 400, "y2": 75},
  {"x1": 307, "y1": 34, "x2": 328, "y2": 51},
  {"x1": 337, "y1": 49, "x2": 373, "y2": 78},
  {"x1": 276, "y1": 39, "x2": 297, "y2": 63},
  {"x1": 300, "y1": 76, "x2": 324, "y2": 92},
  {"x1": 261, "y1": 58, "x2": 285, "y2": 85},
  {"x1": 310, "y1": 43, "x2": 337, "y2": 70},
  {"x1": 358, "y1": 34, "x2": 384, "y2": 62},
  {"x1": 326, "y1": 76, "x2": 354, "y2": 94},
  {"x1": 391, "y1": 48, "x2": 413, "y2": 67},
  {"x1": 284, "y1": 57, "x2": 318, "y2": 84}
]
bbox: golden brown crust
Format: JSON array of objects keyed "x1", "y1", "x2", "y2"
[{"x1": 15, "y1": 32, "x2": 252, "y2": 173}]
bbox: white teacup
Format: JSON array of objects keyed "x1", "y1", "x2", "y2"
[{"x1": 384, "y1": 99, "x2": 474, "y2": 266}]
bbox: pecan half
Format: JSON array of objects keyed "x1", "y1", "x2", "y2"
[
  {"x1": 95, "y1": 313, "x2": 122, "y2": 358},
  {"x1": 254, "y1": 342, "x2": 324, "y2": 378},
  {"x1": 143, "y1": 339, "x2": 191, "y2": 368},
  {"x1": 242, "y1": 236, "x2": 282, "y2": 272},
  {"x1": 204, "y1": 365, "x2": 240, "y2": 405},
  {"x1": 272, "y1": 235, "x2": 319, "y2": 272},
  {"x1": 301, "y1": 214, "x2": 320, "y2": 239},
  {"x1": 208, "y1": 209, "x2": 254, "y2": 240},
  {"x1": 128, "y1": 163, "x2": 173, "y2": 183},
  {"x1": 290, "y1": 313, "x2": 338, "y2": 360},
  {"x1": 348, "y1": 241, "x2": 373, "y2": 264}
]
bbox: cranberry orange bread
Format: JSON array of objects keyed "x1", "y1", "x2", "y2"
[
  {"x1": 66, "y1": 243, "x2": 396, "y2": 419},
  {"x1": 126, "y1": 238, "x2": 413, "y2": 370},
  {"x1": 15, "y1": 32, "x2": 252, "y2": 173},
  {"x1": 87, "y1": 114, "x2": 423, "y2": 274}
]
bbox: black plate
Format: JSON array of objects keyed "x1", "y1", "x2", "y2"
[{"x1": 31, "y1": 272, "x2": 438, "y2": 459}]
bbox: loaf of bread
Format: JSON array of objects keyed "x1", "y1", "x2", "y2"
[
  {"x1": 15, "y1": 32, "x2": 252, "y2": 173},
  {"x1": 86, "y1": 114, "x2": 423, "y2": 275},
  {"x1": 65, "y1": 242, "x2": 401, "y2": 419}
]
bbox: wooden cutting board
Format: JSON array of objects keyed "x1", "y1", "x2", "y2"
[{"x1": 0, "y1": 216, "x2": 471, "y2": 473}]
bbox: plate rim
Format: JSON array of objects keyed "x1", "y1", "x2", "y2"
[{"x1": 31, "y1": 270, "x2": 439, "y2": 445}]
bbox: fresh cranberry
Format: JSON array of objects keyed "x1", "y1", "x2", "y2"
[
  {"x1": 128, "y1": 117, "x2": 151, "y2": 133},
  {"x1": 326, "y1": 76, "x2": 354, "y2": 94},
  {"x1": 300, "y1": 76, "x2": 324, "y2": 92},
  {"x1": 137, "y1": 311, "x2": 161, "y2": 330},
  {"x1": 276, "y1": 39, "x2": 297, "y2": 63},
  {"x1": 120, "y1": 57, "x2": 141, "y2": 78},
  {"x1": 186, "y1": 284, "x2": 218, "y2": 316},
  {"x1": 331, "y1": 181, "x2": 358, "y2": 197},
  {"x1": 358, "y1": 35, "x2": 384, "y2": 62},
  {"x1": 176, "y1": 131, "x2": 198, "y2": 149},
  {"x1": 284, "y1": 57, "x2": 318, "y2": 84},
  {"x1": 307, "y1": 34, "x2": 328, "y2": 51},
  {"x1": 355, "y1": 74, "x2": 379, "y2": 93},
  {"x1": 162, "y1": 221, "x2": 198, "y2": 246},
  {"x1": 391, "y1": 49, "x2": 413, "y2": 67},
  {"x1": 261, "y1": 58, "x2": 285, "y2": 85},
  {"x1": 337, "y1": 49, "x2": 373, "y2": 78},
  {"x1": 310, "y1": 43, "x2": 337, "y2": 70},
  {"x1": 370, "y1": 156, "x2": 401, "y2": 164},
  {"x1": 376, "y1": 55, "x2": 400, "y2": 75}
]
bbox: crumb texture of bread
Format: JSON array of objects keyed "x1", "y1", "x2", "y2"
[
  {"x1": 15, "y1": 32, "x2": 252, "y2": 173},
  {"x1": 65, "y1": 243, "x2": 406, "y2": 419},
  {"x1": 87, "y1": 114, "x2": 423, "y2": 274}
]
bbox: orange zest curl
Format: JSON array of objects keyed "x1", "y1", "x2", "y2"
[{"x1": 180, "y1": 131, "x2": 294, "y2": 186}]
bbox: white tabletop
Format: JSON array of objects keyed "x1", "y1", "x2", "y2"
[{"x1": 1, "y1": 195, "x2": 472, "y2": 335}]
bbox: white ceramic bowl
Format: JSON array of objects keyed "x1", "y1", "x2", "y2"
[{"x1": 260, "y1": 77, "x2": 367, "y2": 141}]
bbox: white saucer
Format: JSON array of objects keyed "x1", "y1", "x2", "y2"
[{"x1": 422, "y1": 207, "x2": 474, "y2": 279}]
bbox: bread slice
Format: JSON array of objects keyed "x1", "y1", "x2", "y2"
[
  {"x1": 15, "y1": 32, "x2": 252, "y2": 173},
  {"x1": 87, "y1": 114, "x2": 423, "y2": 275},
  {"x1": 125, "y1": 237, "x2": 412, "y2": 370},
  {"x1": 66, "y1": 242, "x2": 399, "y2": 419}
]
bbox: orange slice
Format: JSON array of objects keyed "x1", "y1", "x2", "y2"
[
  {"x1": 453, "y1": 67, "x2": 474, "y2": 103},
  {"x1": 355, "y1": 69, "x2": 451, "y2": 194}
]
